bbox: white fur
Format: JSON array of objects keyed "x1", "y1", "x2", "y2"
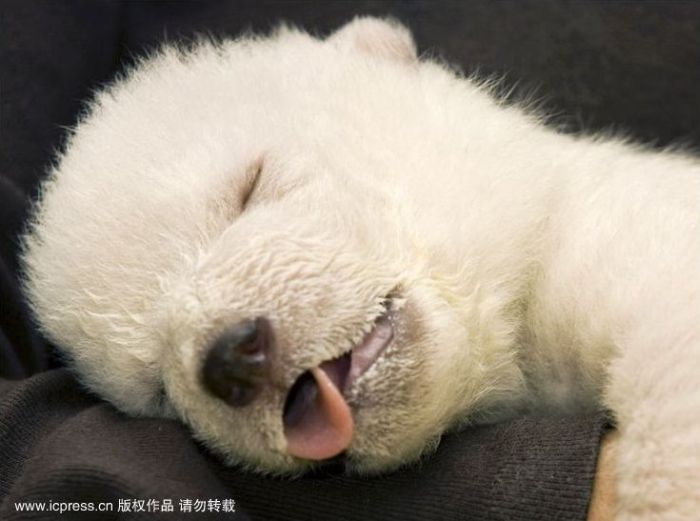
[{"x1": 21, "y1": 18, "x2": 700, "y2": 518}]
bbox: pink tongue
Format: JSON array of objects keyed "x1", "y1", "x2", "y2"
[{"x1": 284, "y1": 364, "x2": 354, "y2": 460}]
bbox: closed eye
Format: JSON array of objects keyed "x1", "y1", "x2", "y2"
[{"x1": 240, "y1": 159, "x2": 263, "y2": 210}]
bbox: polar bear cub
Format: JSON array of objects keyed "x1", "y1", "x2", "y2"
[{"x1": 22, "y1": 17, "x2": 700, "y2": 519}]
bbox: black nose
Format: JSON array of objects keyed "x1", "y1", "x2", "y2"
[{"x1": 201, "y1": 317, "x2": 272, "y2": 407}]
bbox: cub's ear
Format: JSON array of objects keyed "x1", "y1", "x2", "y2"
[{"x1": 329, "y1": 17, "x2": 417, "y2": 63}]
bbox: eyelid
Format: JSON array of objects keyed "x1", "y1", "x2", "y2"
[{"x1": 241, "y1": 159, "x2": 263, "y2": 210}]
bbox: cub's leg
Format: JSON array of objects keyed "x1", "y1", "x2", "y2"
[{"x1": 527, "y1": 160, "x2": 700, "y2": 520}]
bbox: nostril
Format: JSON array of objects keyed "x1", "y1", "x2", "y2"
[{"x1": 201, "y1": 317, "x2": 272, "y2": 407}]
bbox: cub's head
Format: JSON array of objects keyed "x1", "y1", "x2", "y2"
[{"x1": 22, "y1": 18, "x2": 513, "y2": 474}]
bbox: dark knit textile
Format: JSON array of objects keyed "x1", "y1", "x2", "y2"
[
  {"x1": 0, "y1": 368, "x2": 608, "y2": 520},
  {"x1": 2, "y1": 1, "x2": 698, "y2": 520}
]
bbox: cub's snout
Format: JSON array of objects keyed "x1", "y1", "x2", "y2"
[{"x1": 201, "y1": 317, "x2": 273, "y2": 407}]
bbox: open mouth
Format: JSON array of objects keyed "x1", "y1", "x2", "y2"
[{"x1": 282, "y1": 304, "x2": 395, "y2": 461}]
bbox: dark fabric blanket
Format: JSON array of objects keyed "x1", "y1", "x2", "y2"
[
  {"x1": 0, "y1": 367, "x2": 607, "y2": 520},
  {"x1": 1, "y1": 1, "x2": 698, "y2": 519}
]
